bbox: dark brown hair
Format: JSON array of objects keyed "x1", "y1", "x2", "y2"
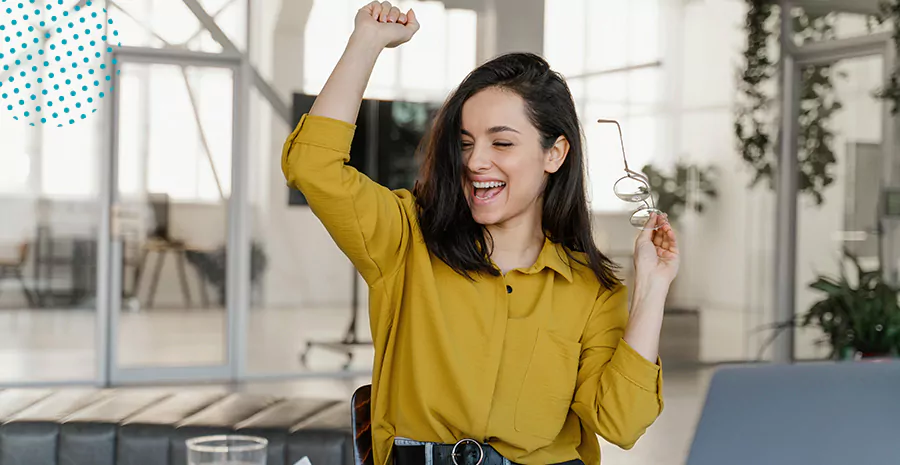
[{"x1": 413, "y1": 52, "x2": 620, "y2": 289}]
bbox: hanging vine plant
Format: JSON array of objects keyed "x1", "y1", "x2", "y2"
[
  {"x1": 735, "y1": 1, "x2": 843, "y2": 205},
  {"x1": 875, "y1": 0, "x2": 900, "y2": 113},
  {"x1": 735, "y1": 0, "x2": 776, "y2": 191}
]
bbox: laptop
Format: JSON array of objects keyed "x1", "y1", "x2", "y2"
[{"x1": 687, "y1": 360, "x2": 900, "y2": 465}]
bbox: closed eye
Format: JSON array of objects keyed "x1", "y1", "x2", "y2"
[{"x1": 494, "y1": 142, "x2": 512, "y2": 147}]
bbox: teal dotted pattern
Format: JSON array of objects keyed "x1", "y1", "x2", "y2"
[{"x1": 0, "y1": 0, "x2": 120, "y2": 126}]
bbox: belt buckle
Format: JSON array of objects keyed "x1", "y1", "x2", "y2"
[{"x1": 451, "y1": 438, "x2": 484, "y2": 465}]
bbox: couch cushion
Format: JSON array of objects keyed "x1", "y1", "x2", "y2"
[
  {"x1": 0, "y1": 421, "x2": 59, "y2": 465},
  {"x1": 288, "y1": 402, "x2": 353, "y2": 465},
  {"x1": 0, "y1": 388, "x2": 353, "y2": 465}
]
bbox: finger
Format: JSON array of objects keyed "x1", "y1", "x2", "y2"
[
  {"x1": 398, "y1": 12, "x2": 408, "y2": 24},
  {"x1": 406, "y1": 8, "x2": 420, "y2": 31},
  {"x1": 637, "y1": 213, "x2": 657, "y2": 242},
  {"x1": 378, "y1": 1, "x2": 392, "y2": 21},
  {"x1": 368, "y1": 1, "x2": 383, "y2": 20},
  {"x1": 363, "y1": 0, "x2": 379, "y2": 14},
  {"x1": 663, "y1": 233, "x2": 678, "y2": 253},
  {"x1": 387, "y1": 6, "x2": 401, "y2": 22},
  {"x1": 660, "y1": 228, "x2": 672, "y2": 244},
  {"x1": 660, "y1": 249, "x2": 677, "y2": 260},
  {"x1": 666, "y1": 226, "x2": 677, "y2": 245}
]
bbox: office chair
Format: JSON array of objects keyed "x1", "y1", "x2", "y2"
[
  {"x1": 351, "y1": 384, "x2": 374, "y2": 465},
  {"x1": 0, "y1": 242, "x2": 35, "y2": 306}
]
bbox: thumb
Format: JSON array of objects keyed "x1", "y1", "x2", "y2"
[
  {"x1": 405, "y1": 8, "x2": 419, "y2": 30},
  {"x1": 636, "y1": 213, "x2": 657, "y2": 243}
]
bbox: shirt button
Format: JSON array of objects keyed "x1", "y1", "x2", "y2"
[{"x1": 506, "y1": 285, "x2": 513, "y2": 294}]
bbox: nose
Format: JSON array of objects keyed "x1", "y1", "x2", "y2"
[{"x1": 465, "y1": 142, "x2": 492, "y2": 173}]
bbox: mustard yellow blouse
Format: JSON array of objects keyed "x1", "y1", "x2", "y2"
[{"x1": 282, "y1": 114, "x2": 664, "y2": 465}]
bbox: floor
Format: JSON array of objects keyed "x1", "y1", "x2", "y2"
[
  {"x1": 0, "y1": 306, "x2": 376, "y2": 381},
  {"x1": 0, "y1": 305, "x2": 716, "y2": 464}
]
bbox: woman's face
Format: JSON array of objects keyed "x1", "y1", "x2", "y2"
[{"x1": 460, "y1": 87, "x2": 568, "y2": 227}]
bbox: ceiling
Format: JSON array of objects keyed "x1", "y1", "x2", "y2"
[
  {"x1": 787, "y1": 0, "x2": 881, "y2": 15},
  {"x1": 438, "y1": 0, "x2": 884, "y2": 16}
]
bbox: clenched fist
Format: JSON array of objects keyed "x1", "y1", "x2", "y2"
[{"x1": 354, "y1": 1, "x2": 420, "y2": 49}]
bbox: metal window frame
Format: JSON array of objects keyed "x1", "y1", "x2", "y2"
[
  {"x1": 0, "y1": 0, "x2": 316, "y2": 389},
  {"x1": 103, "y1": 46, "x2": 242, "y2": 386}
]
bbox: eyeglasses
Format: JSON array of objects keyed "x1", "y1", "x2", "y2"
[{"x1": 597, "y1": 118, "x2": 664, "y2": 230}]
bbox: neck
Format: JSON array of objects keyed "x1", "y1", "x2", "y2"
[{"x1": 486, "y1": 207, "x2": 545, "y2": 274}]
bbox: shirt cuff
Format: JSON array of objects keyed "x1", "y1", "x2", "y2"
[
  {"x1": 609, "y1": 338, "x2": 663, "y2": 396},
  {"x1": 288, "y1": 113, "x2": 357, "y2": 154}
]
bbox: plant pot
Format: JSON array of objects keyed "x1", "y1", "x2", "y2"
[
  {"x1": 859, "y1": 352, "x2": 894, "y2": 361},
  {"x1": 838, "y1": 347, "x2": 896, "y2": 362}
]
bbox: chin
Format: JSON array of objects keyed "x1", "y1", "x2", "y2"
[{"x1": 470, "y1": 207, "x2": 506, "y2": 226}]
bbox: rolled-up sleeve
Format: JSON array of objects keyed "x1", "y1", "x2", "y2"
[
  {"x1": 281, "y1": 113, "x2": 414, "y2": 286},
  {"x1": 571, "y1": 285, "x2": 664, "y2": 450}
]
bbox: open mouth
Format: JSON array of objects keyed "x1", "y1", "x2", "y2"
[{"x1": 472, "y1": 181, "x2": 506, "y2": 201}]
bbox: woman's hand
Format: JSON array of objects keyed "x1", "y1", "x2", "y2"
[
  {"x1": 623, "y1": 212, "x2": 678, "y2": 362},
  {"x1": 633, "y1": 212, "x2": 680, "y2": 288},
  {"x1": 309, "y1": 1, "x2": 418, "y2": 123},
  {"x1": 354, "y1": 1, "x2": 420, "y2": 49}
]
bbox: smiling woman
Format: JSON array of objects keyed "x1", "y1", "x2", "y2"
[
  {"x1": 460, "y1": 89, "x2": 563, "y2": 234},
  {"x1": 415, "y1": 58, "x2": 611, "y2": 283},
  {"x1": 281, "y1": 2, "x2": 679, "y2": 464}
]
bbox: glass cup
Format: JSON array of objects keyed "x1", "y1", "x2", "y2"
[{"x1": 186, "y1": 435, "x2": 268, "y2": 465}]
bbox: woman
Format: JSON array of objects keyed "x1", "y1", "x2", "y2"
[{"x1": 282, "y1": 2, "x2": 679, "y2": 464}]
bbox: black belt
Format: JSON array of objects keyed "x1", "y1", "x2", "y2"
[{"x1": 393, "y1": 438, "x2": 584, "y2": 465}]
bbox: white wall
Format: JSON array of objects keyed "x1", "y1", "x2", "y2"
[
  {"x1": 675, "y1": 0, "x2": 775, "y2": 362},
  {"x1": 258, "y1": 0, "x2": 360, "y2": 309}
]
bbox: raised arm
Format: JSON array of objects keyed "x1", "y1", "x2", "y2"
[
  {"x1": 309, "y1": 2, "x2": 419, "y2": 124},
  {"x1": 281, "y1": 2, "x2": 421, "y2": 284}
]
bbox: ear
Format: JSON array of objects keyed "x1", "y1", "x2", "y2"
[{"x1": 544, "y1": 135, "x2": 569, "y2": 174}]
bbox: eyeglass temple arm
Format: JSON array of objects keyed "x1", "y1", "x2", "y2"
[
  {"x1": 596, "y1": 119, "x2": 631, "y2": 172},
  {"x1": 627, "y1": 168, "x2": 650, "y2": 184},
  {"x1": 597, "y1": 119, "x2": 657, "y2": 211}
]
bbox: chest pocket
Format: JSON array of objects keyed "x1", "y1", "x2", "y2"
[{"x1": 514, "y1": 328, "x2": 581, "y2": 440}]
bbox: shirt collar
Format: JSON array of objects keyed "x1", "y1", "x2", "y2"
[{"x1": 530, "y1": 237, "x2": 574, "y2": 283}]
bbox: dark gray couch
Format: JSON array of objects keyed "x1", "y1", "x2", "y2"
[{"x1": 0, "y1": 388, "x2": 353, "y2": 465}]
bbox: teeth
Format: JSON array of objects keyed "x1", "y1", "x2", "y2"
[{"x1": 472, "y1": 181, "x2": 506, "y2": 189}]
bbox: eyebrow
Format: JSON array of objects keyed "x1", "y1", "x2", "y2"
[{"x1": 461, "y1": 126, "x2": 521, "y2": 137}]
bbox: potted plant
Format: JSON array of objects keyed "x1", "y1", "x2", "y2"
[
  {"x1": 795, "y1": 249, "x2": 900, "y2": 360},
  {"x1": 640, "y1": 161, "x2": 718, "y2": 224}
]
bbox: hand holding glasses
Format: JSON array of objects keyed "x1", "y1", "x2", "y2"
[{"x1": 596, "y1": 119, "x2": 665, "y2": 230}]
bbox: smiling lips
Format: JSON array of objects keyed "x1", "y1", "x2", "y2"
[{"x1": 472, "y1": 180, "x2": 506, "y2": 204}]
